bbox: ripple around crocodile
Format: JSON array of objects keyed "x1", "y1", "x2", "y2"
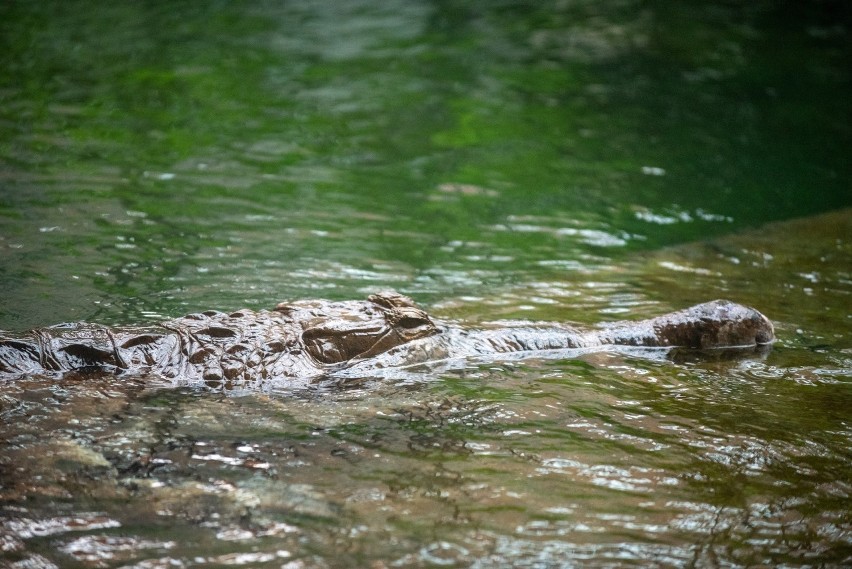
[{"x1": 0, "y1": 291, "x2": 774, "y2": 390}]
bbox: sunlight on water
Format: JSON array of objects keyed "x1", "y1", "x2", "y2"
[{"x1": 1, "y1": 0, "x2": 850, "y2": 567}]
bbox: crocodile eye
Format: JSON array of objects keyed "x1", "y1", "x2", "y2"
[{"x1": 398, "y1": 316, "x2": 429, "y2": 329}]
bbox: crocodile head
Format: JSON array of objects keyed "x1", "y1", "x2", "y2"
[{"x1": 275, "y1": 291, "x2": 438, "y2": 365}]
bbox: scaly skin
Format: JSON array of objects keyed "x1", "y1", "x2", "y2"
[{"x1": 0, "y1": 292, "x2": 774, "y2": 389}]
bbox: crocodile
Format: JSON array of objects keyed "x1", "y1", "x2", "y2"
[{"x1": 0, "y1": 292, "x2": 774, "y2": 389}]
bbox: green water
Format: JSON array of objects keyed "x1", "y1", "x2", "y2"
[{"x1": 1, "y1": 1, "x2": 850, "y2": 567}]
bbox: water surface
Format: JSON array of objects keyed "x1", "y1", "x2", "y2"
[{"x1": 1, "y1": 1, "x2": 850, "y2": 567}]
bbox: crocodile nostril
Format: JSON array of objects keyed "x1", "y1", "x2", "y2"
[
  {"x1": 753, "y1": 314, "x2": 775, "y2": 345},
  {"x1": 755, "y1": 327, "x2": 774, "y2": 344}
]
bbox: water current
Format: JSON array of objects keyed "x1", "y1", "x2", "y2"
[{"x1": 1, "y1": 1, "x2": 850, "y2": 567}]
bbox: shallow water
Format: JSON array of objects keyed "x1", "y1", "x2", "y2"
[{"x1": 1, "y1": 1, "x2": 851, "y2": 567}]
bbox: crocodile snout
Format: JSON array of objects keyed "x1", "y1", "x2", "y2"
[
  {"x1": 751, "y1": 309, "x2": 775, "y2": 345},
  {"x1": 703, "y1": 300, "x2": 775, "y2": 348}
]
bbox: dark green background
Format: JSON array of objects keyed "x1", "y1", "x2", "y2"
[{"x1": 1, "y1": 0, "x2": 849, "y2": 328}]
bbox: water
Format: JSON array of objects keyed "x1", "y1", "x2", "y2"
[{"x1": 1, "y1": 1, "x2": 850, "y2": 567}]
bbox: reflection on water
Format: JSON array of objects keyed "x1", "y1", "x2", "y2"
[
  {"x1": 1, "y1": 211, "x2": 850, "y2": 567},
  {"x1": 1, "y1": 0, "x2": 851, "y2": 567},
  {"x1": 1, "y1": 254, "x2": 850, "y2": 560},
  {"x1": 1, "y1": 328, "x2": 849, "y2": 566},
  {"x1": 1, "y1": 0, "x2": 850, "y2": 328}
]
